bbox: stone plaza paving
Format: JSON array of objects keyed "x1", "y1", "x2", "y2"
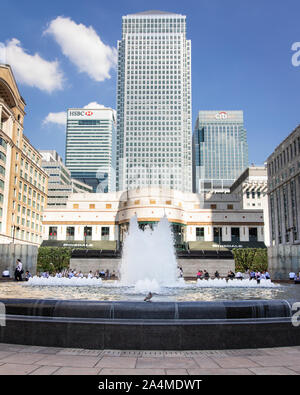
[{"x1": 0, "y1": 343, "x2": 300, "y2": 375}]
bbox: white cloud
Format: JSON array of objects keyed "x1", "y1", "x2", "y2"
[
  {"x1": 0, "y1": 38, "x2": 64, "y2": 93},
  {"x1": 84, "y1": 102, "x2": 106, "y2": 109},
  {"x1": 44, "y1": 16, "x2": 117, "y2": 82},
  {"x1": 43, "y1": 111, "x2": 67, "y2": 126}
]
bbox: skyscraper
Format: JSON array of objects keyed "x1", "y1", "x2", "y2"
[
  {"x1": 193, "y1": 111, "x2": 249, "y2": 193},
  {"x1": 65, "y1": 107, "x2": 116, "y2": 192},
  {"x1": 116, "y1": 10, "x2": 192, "y2": 192},
  {"x1": 40, "y1": 150, "x2": 92, "y2": 207}
]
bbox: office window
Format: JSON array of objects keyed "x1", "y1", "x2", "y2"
[
  {"x1": 249, "y1": 228, "x2": 258, "y2": 242},
  {"x1": 84, "y1": 226, "x2": 92, "y2": 240},
  {"x1": 49, "y1": 227, "x2": 57, "y2": 240},
  {"x1": 66, "y1": 226, "x2": 75, "y2": 241},
  {"x1": 101, "y1": 227, "x2": 110, "y2": 241},
  {"x1": 231, "y1": 227, "x2": 240, "y2": 242},
  {"x1": 196, "y1": 227, "x2": 204, "y2": 241}
]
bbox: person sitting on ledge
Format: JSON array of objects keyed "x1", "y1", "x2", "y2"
[
  {"x1": 197, "y1": 270, "x2": 203, "y2": 279},
  {"x1": 256, "y1": 271, "x2": 261, "y2": 284},
  {"x1": 236, "y1": 271, "x2": 243, "y2": 280},
  {"x1": 179, "y1": 267, "x2": 183, "y2": 278},
  {"x1": 250, "y1": 271, "x2": 256, "y2": 280},
  {"x1": 204, "y1": 270, "x2": 209, "y2": 280},
  {"x1": 227, "y1": 271, "x2": 235, "y2": 280},
  {"x1": 214, "y1": 270, "x2": 220, "y2": 279},
  {"x1": 24, "y1": 271, "x2": 32, "y2": 281},
  {"x1": 2, "y1": 269, "x2": 10, "y2": 278},
  {"x1": 289, "y1": 271, "x2": 296, "y2": 281}
]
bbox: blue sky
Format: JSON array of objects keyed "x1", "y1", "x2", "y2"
[{"x1": 1, "y1": 0, "x2": 300, "y2": 164}]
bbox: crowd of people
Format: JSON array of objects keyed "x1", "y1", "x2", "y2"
[
  {"x1": 1, "y1": 259, "x2": 32, "y2": 281},
  {"x1": 1, "y1": 259, "x2": 118, "y2": 282},
  {"x1": 289, "y1": 271, "x2": 300, "y2": 281},
  {"x1": 37, "y1": 268, "x2": 117, "y2": 280},
  {"x1": 196, "y1": 269, "x2": 271, "y2": 283}
]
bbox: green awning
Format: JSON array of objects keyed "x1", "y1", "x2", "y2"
[
  {"x1": 40, "y1": 240, "x2": 117, "y2": 250},
  {"x1": 189, "y1": 241, "x2": 266, "y2": 251}
]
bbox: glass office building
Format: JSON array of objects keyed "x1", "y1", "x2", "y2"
[
  {"x1": 193, "y1": 111, "x2": 248, "y2": 192},
  {"x1": 116, "y1": 10, "x2": 192, "y2": 192},
  {"x1": 65, "y1": 108, "x2": 116, "y2": 192},
  {"x1": 40, "y1": 150, "x2": 92, "y2": 207}
]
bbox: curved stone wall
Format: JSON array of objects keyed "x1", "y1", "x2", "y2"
[{"x1": 0, "y1": 299, "x2": 298, "y2": 350}]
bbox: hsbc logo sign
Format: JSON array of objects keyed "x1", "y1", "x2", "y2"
[
  {"x1": 215, "y1": 112, "x2": 228, "y2": 120},
  {"x1": 69, "y1": 110, "x2": 94, "y2": 117}
]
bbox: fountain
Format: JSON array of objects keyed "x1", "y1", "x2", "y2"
[
  {"x1": 0, "y1": 215, "x2": 299, "y2": 350},
  {"x1": 25, "y1": 215, "x2": 276, "y2": 292},
  {"x1": 119, "y1": 215, "x2": 182, "y2": 291},
  {"x1": 24, "y1": 215, "x2": 279, "y2": 297}
]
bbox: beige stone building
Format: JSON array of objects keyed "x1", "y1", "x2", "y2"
[
  {"x1": 267, "y1": 125, "x2": 300, "y2": 278},
  {"x1": 42, "y1": 187, "x2": 265, "y2": 249},
  {"x1": 229, "y1": 166, "x2": 269, "y2": 246},
  {"x1": 0, "y1": 64, "x2": 48, "y2": 245}
]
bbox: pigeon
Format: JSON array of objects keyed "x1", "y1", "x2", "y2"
[{"x1": 144, "y1": 292, "x2": 153, "y2": 302}]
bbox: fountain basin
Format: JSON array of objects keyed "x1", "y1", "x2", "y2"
[{"x1": 0, "y1": 299, "x2": 299, "y2": 350}]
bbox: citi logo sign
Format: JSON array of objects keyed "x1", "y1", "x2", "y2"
[{"x1": 215, "y1": 112, "x2": 228, "y2": 120}]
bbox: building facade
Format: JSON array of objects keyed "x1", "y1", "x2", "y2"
[
  {"x1": 116, "y1": 10, "x2": 192, "y2": 192},
  {"x1": 42, "y1": 187, "x2": 265, "y2": 249},
  {"x1": 193, "y1": 111, "x2": 249, "y2": 193},
  {"x1": 230, "y1": 166, "x2": 269, "y2": 246},
  {"x1": 65, "y1": 107, "x2": 116, "y2": 192},
  {"x1": 267, "y1": 125, "x2": 300, "y2": 245},
  {"x1": 0, "y1": 64, "x2": 48, "y2": 245},
  {"x1": 40, "y1": 150, "x2": 92, "y2": 207},
  {"x1": 267, "y1": 125, "x2": 300, "y2": 279}
]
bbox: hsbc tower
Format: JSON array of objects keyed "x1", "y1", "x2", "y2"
[
  {"x1": 193, "y1": 110, "x2": 249, "y2": 193},
  {"x1": 65, "y1": 107, "x2": 116, "y2": 192}
]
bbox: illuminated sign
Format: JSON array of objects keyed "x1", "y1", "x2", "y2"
[
  {"x1": 215, "y1": 111, "x2": 228, "y2": 120},
  {"x1": 68, "y1": 110, "x2": 94, "y2": 117}
]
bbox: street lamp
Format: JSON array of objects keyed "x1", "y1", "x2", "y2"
[
  {"x1": 12, "y1": 225, "x2": 20, "y2": 244},
  {"x1": 215, "y1": 227, "x2": 221, "y2": 251},
  {"x1": 84, "y1": 226, "x2": 88, "y2": 249}
]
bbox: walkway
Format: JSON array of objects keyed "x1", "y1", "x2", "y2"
[{"x1": 0, "y1": 343, "x2": 299, "y2": 375}]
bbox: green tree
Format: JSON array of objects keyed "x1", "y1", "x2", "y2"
[
  {"x1": 37, "y1": 247, "x2": 71, "y2": 274},
  {"x1": 233, "y1": 248, "x2": 268, "y2": 272}
]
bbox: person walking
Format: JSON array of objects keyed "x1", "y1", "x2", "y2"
[{"x1": 14, "y1": 259, "x2": 23, "y2": 281}]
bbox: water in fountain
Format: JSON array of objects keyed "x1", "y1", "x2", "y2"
[
  {"x1": 119, "y1": 215, "x2": 182, "y2": 293},
  {"x1": 25, "y1": 215, "x2": 279, "y2": 294}
]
